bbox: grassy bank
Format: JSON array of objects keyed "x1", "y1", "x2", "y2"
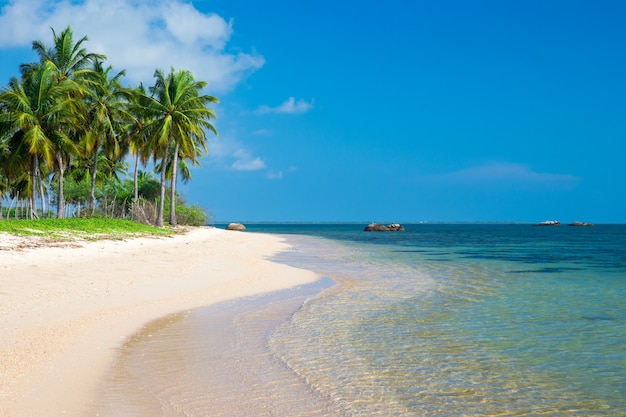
[{"x1": 0, "y1": 218, "x2": 176, "y2": 241}]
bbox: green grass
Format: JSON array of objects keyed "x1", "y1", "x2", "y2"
[{"x1": 0, "y1": 218, "x2": 176, "y2": 241}]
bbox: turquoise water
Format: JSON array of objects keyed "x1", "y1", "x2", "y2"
[{"x1": 246, "y1": 224, "x2": 626, "y2": 416}]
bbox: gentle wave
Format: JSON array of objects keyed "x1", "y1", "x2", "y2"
[{"x1": 268, "y1": 225, "x2": 626, "y2": 416}]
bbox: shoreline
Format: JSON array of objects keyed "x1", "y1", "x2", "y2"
[
  {"x1": 90, "y1": 278, "x2": 338, "y2": 416},
  {"x1": 0, "y1": 227, "x2": 320, "y2": 417}
]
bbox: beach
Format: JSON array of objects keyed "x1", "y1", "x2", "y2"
[
  {"x1": 0, "y1": 227, "x2": 320, "y2": 417},
  {"x1": 2, "y1": 223, "x2": 625, "y2": 416}
]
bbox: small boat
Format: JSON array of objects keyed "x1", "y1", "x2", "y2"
[{"x1": 534, "y1": 220, "x2": 561, "y2": 226}]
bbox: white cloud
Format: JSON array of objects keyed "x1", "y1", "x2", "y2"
[
  {"x1": 256, "y1": 97, "x2": 314, "y2": 114},
  {"x1": 418, "y1": 162, "x2": 580, "y2": 187},
  {"x1": 267, "y1": 166, "x2": 296, "y2": 180},
  {"x1": 267, "y1": 170, "x2": 283, "y2": 180},
  {"x1": 205, "y1": 135, "x2": 265, "y2": 171},
  {"x1": 232, "y1": 156, "x2": 265, "y2": 171},
  {"x1": 227, "y1": 147, "x2": 264, "y2": 171},
  {"x1": 206, "y1": 133, "x2": 296, "y2": 177},
  {"x1": 0, "y1": 0, "x2": 264, "y2": 92}
]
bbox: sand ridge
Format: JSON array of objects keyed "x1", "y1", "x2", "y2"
[{"x1": 0, "y1": 227, "x2": 319, "y2": 417}]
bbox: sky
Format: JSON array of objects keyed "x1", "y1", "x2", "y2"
[{"x1": 1, "y1": 0, "x2": 625, "y2": 223}]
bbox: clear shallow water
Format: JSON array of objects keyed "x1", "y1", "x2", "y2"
[
  {"x1": 90, "y1": 281, "x2": 342, "y2": 417},
  {"x1": 254, "y1": 224, "x2": 626, "y2": 416},
  {"x1": 96, "y1": 224, "x2": 626, "y2": 416}
]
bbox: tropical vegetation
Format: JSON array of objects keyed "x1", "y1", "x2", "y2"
[
  {"x1": 0, "y1": 217, "x2": 173, "y2": 241},
  {"x1": 0, "y1": 26, "x2": 218, "y2": 227}
]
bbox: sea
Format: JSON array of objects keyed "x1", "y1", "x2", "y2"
[{"x1": 93, "y1": 223, "x2": 626, "y2": 417}]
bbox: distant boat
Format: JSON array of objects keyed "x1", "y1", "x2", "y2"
[
  {"x1": 568, "y1": 221, "x2": 594, "y2": 227},
  {"x1": 534, "y1": 220, "x2": 561, "y2": 226}
]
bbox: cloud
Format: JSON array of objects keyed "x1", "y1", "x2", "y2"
[
  {"x1": 267, "y1": 166, "x2": 296, "y2": 180},
  {"x1": 418, "y1": 162, "x2": 581, "y2": 188},
  {"x1": 0, "y1": 0, "x2": 264, "y2": 92},
  {"x1": 206, "y1": 133, "x2": 297, "y2": 178},
  {"x1": 232, "y1": 156, "x2": 265, "y2": 171},
  {"x1": 256, "y1": 97, "x2": 314, "y2": 114},
  {"x1": 266, "y1": 170, "x2": 283, "y2": 180},
  {"x1": 205, "y1": 134, "x2": 265, "y2": 172},
  {"x1": 229, "y1": 148, "x2": 265, "y2": 171}
]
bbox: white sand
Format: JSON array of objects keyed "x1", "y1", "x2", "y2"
[{"x1": 0, "y1": 227, "x2": 319, "y2": 417}]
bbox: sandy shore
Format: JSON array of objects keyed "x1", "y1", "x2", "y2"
[{"x1": 0, "y1": 227, "x2": 319, "y2": 417}]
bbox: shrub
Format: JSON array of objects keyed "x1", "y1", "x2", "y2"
[{"x1": 169, "y1": 203, "x2": 210, "y2": 226}]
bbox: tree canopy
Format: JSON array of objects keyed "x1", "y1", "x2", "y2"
[{"x1": 0, "y1": 26, "x2": 218, "y2": 226}]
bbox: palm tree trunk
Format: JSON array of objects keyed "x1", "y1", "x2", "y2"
[
  {"x1": 169, "y1": 143, "x2": 179, "y2": 227},
  {"x1": 39, "y1": 178, "x2": 46, "y2": 218},
  {"x1": 56, "y1": 153, "x2": 65, "y2": 218},
  {"x1": 30, "y1": 154, "x2": 40, "y2": 220},
  {"x1": 157, "y1": 165, "x2": 167, "y2": 227},
  {"x1": 156, "y1": 135, "x2": 172, "y2": 227},
  {"x1": 30, "y1": 178, "x2": 38, "y2": 219},
  {"x1": 89, "y1": 147, "x2": 99, "y2": 214},
  {"x1": 133, "y1": 153, "x2": 139, "y2": 200}
]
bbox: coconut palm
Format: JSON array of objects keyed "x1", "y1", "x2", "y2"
[
  {"x1": 82, "y1": 60, "x2": 129, "y2": 213},
  {"x1": 22, "y1": 26, "x2": 104, "y2": 218},
  {"x1": 126, "y1": 84, "x2": 153, "y2": 201},
  {"x1": 155, "y1": 143, "x2": 203, "y2": 219},
  {"x1": 157, "y1": 143, "x2": 203, "y2": 185},
  {"x1": 137, "y1": 68, "x2": 218, "y2": 227},
  {"x1": 0, "y1": 61, "x2": 83, "y2": 219},
  {"x1": 23, "y1": 26, "x2": 105, "y2": 82}
]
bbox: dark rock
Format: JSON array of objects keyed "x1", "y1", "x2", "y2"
[
  {"x1": 226, "y1": 223, "x2": 246, "y2": 231},
  {"x1": 364, "y1": 223, "x2": 405, "y2": 232},
  {"x1": 568, "y1": 221, "x2": 594, "y2": 226},
  {"x1": 365, "y1": 223, "x2": 390, "y2": 231}
]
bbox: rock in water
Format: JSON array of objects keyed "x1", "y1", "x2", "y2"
[
  {"x1": 568, "y1": 221, "x2": 594, "y2": 226},
  {"x1": 226, "y1": 223, "x2": 246, "y2": 231},
  {"x1": 364, "y1": 223, "x2": 405, "y2": 231}
]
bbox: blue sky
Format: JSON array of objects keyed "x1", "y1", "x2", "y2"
[{"x1": 1, "y1": 0, "x2": 625, "y2": 223}]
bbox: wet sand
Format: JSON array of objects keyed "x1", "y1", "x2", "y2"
[
  {"x1": 0, "y1": 227, "x2": 320, "y2": 417},
  {"x1": 89, "y1": 279, "x2": 341, "y2": 416}
]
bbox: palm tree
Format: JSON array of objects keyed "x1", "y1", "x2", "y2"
[
  {"x1": 0, "y1": 61, "x2": 83, "y2": 219},
  {"x1": 155, "y1": 142, "x2": 203, "y2": 219},
  {"x1": 22, "y1": 26, "x2": 104, "y2": 218},
  {"x1": 24, "y1": 26, "x2": 105, "y2": 82},
  {"x1": 135, "y1": 170, "x2": 161, "y2": 201},
  {"x1": 126, "y1": 84, "x2": 153, "y2": 201},
  {"x1": 82, "y1": 60, "x2": 129, "y2": 214},
  {"x1": 157, "y1": 143, "x2": 203, "y2": 186},
  {"x1": 137, "y1": 68, "x2": 218, "y2": 227}
]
